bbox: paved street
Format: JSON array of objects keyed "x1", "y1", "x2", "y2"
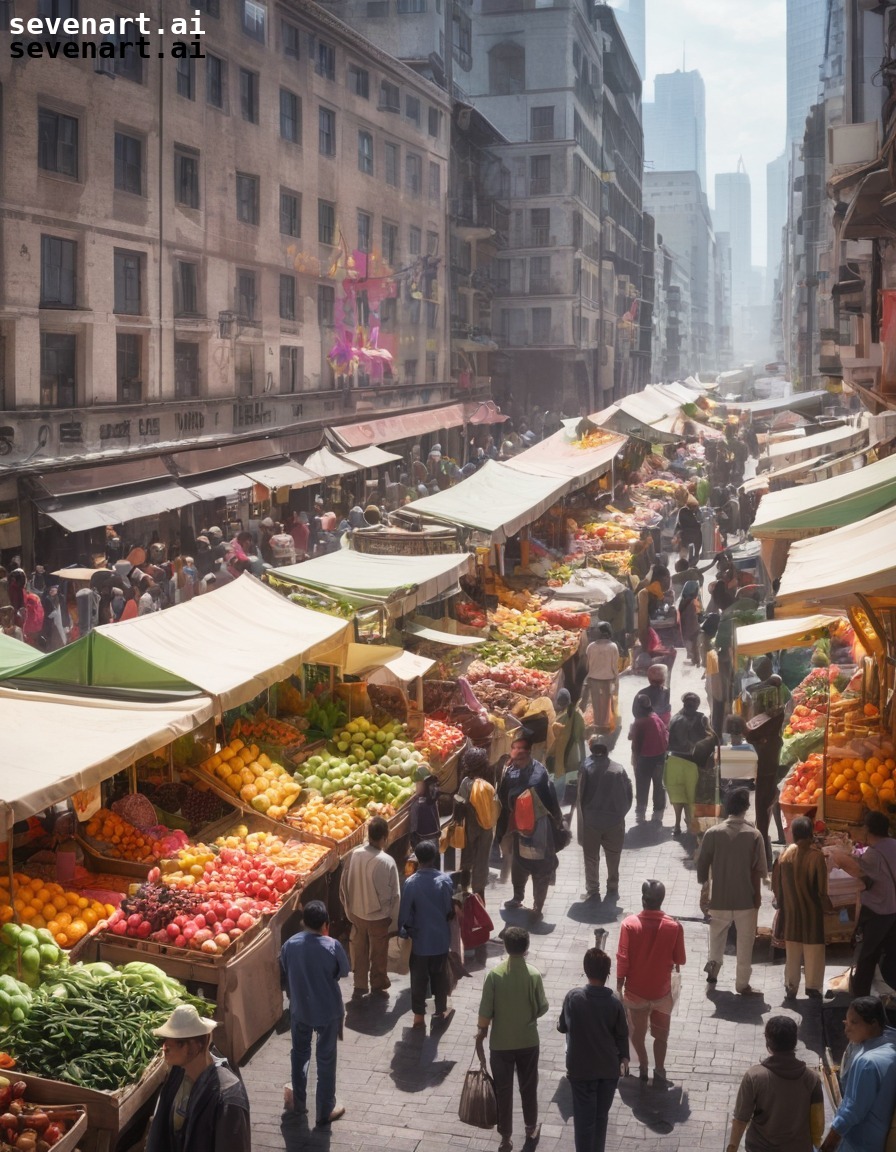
[{"x1": 243, "y1": 658, "x2": 848, "y2": 1151}]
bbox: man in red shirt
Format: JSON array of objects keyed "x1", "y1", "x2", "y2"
[{"x1": 616, "y1": 879, "x2": 685, "y2": 1087}]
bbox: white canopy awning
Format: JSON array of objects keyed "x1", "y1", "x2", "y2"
[
  {"x1": 95, "y1": 574, "x2": 351, "y2": 709},
  {"x1": 776, "y1": 504, "x2": 896, "y2": 606},
  {"x1": 735, "y1": 615, "x2": 837, "y2": 656},
  {"x1": 242, "y1": 462, "x2": 318, "y2": 491},
  {"x1": 720, "y1": 390, "x2": 829, "y2": 416},
  {"x1": 765, "y1": 423, "x2": 868, "y2": 467},
  {"x1": 504, "y1": 428, "x2": 627, "y2": 487},
  {"x1": 341, "y1": 446, "x2": 403, "y2": 468},
  {"x1": 275, "y1": 552, "x2": 473, "y2": 611},
  {"x1": 341, "y1": 643, "x2": 406, "y2": 677},
  {"x1": 187, "y1": 474, "x2": 252, "y2": 501},
  {"x1": 403, "y1": 621, "x2": 485, "y2": 647},
  {"x1": 404, "y1": 459, "x2": 568, "y2": 543},
  {"x1": 301, "y1": 447, "x2": 362, "y2": 479},
  {"x1": 0, "y1": 689, "x2": 215, "y2": 825},
  {"x1": 39, "y1": 484, "x2": 199, "y2": 533},
  {"x1": 367, "y1": 650, "x2": 435, "y2": 686}
]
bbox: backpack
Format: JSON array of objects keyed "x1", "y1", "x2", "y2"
[
  {"x1": 460, "y1": 892, "x2": 494, "y2": 950},
  {"x1": 469, "y1": 779, "x2": 501, "y2": 830},
  {"x1": 23, "y1": 593, "x2": 43, "y2": 635},
  {"x1": 513, "y1": 788, "x2": 536, "y2": 836}
]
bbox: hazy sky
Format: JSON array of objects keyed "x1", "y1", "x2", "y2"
[{"x1": 639, "y1": 0, "x2": 787, "y2": 266}]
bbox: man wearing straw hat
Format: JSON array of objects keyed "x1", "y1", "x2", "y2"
[{"x1": 146, "y1": 1004, "x2": 250, "y2": 1152}]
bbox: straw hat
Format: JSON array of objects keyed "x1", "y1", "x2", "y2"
[{"x1": 153, "y1": 1005, "x2": 217, "y2": 1039}]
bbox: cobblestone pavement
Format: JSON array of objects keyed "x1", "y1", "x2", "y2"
[{"x1": 243, "y1": 657, "x2": 850, "y2": 1151}]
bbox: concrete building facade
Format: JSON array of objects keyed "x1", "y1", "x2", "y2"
[{"x1": 643, "y1": 70, "x2": 706, "y2": 193}]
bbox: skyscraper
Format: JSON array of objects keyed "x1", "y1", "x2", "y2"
[
  {"x1": 643, "y1": 70, "x2": 707, "y2": 193},
  {"x1": 715, "y1": 163, "x2": 752, "y2": 358},
  {"x1": 766, "y1": 152, "x2": 788, "y2": 305},
  {"x1": 606, "y1": 0, "x2": 645, "y2": 80},
  {"x1": 787, "y1": 0, "x2": 828, "y2": 146}
]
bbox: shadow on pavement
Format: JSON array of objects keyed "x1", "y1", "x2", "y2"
[
  {"x1": 281, "y1": 1113, "x2": 332, "y2": 1152},
  {"x1": 618, "y1": 1075, "x2": 691, "y2": 1134},
  {"x1": 344, "y1": 987, "x2": 413, "y2": 1037},
  {"x1": 705, "y1": 988, "x2": 769, "y2": 1020},
  {"x1": 624, "y1": 822, "x2": 672, "y2": 850},
  {"x1": 551, "y1": 1071, "x2": 574, "y2": 1122},
  {"x1": 389, "y1": 1025, "x2": 457, "y2": 1092},
  {"x1": 566, "y1": 898, "x2": 621, "y2": 925}
]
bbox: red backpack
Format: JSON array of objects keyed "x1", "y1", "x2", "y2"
[{"x1": 460, "y1": 892, "x2": 494, "y2": 950}]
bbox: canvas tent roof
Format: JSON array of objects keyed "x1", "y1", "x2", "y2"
[
  {"x1": 341, "y1": 446, "x2": 403, "y2": 468},
  {"x1": 735, "y1": 615, "x2": 837, "y2": 656},
  {"x1": 301, "y1": 447, "x2": 362, "y2": 479},
  {"x1": 38, "y1": 484, "x2": 199, "y2": 533},
  {"x1": 274, "y1": 552, "x2": 473, "y2": 611},
  {"x1": 93, "y1": 574, "x2": 351, "y2": 708},
  {"x1": 764, "y1": 423, "x2": 868, "y2": 467},
  {"x1": 403, "y1": 459, "x2": 568, "y2": 542},
  {"x1": 718, "y1": 391, "x2": 829, "y2": 417},
  {"x1": 750, "y1": 453, "x2": 896, "y2": 538},
  {"x1": 776, "y1": 504, "x2": 896, "y2": 606},
  {"x1": 503, "y1": 428, "x2": 627, "y2": 486},
  {"x1": 0, "y1": 689, "x2": 214, "y2": 825}
]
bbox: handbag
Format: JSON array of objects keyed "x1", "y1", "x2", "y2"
[
  {"x1": 551, "y1": 817, "x2": 572, "y2": 853},
  {"x1": 386, "y1": 935, "x2": 412, "y2": 976},
  {"x1": 440, "y1": 822, "x2": 466, "y2": 852},
  {"x1": 460, "y1": 892, "x2": 494, "y2": 950},
  {"x1": 458, "y1": 1041, "x2": 498, "y2": 1129}
]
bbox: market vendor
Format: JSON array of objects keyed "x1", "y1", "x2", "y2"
[{"x1": 147, "y1": 1005, "x2": 250, "y2": 1152}]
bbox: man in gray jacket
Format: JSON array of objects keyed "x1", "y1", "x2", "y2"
[
  {"x1": 696, "y1": 787, "x2": 767, "y2": 995},
  {"x1": 577, "y1": 738, "x2": 633, "y2": 902}
]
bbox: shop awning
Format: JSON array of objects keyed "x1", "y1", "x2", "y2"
[
  {"x1": 35, "y1": 458, "x2": 172, "y2": 498},
  {"x1": 94, "y1": 574, "x2": 351, "y2": 708},
  {"x1": 341, "y1": 446, "x2": 404, "y2": 468},
  {"x1": 242, "y1": 462, "x2": 318, "y2": 491},
  {"x1": 367, "y1": 650, "x2": 435, "y2": 685},
  {"x1": 0, "y1": 689, "x2": 215, "y2": 825},
  {"x1": 466, "y1": 400, "x2": 509, "y2": 425},
  {"x1": 187, "y1": 473, "x2": 252, "y2": 501},
  {"x1": 742, "y1": 448, "x2": 862, "y2": 493},
  {"x1": 403, "y1": 621, "x2": 485, "y2": 647},
  {"x1": 404, "y1": 460, "x2": 569, "y2": 542},
  {"x1": 341, "y1": 643, "x2": 406, "y2": 677},
  {"x1": 275, "y1": 552, "x2": 473, "y2": 612},
  {"x1": 329, "y1": 403, "x2": 468, "y2": 449},
  {"x1": 764, "y1": 423, "x2": 868, "y2": 468},
  {"x1": 38, "y1": 484, "x2": 199, "y2": 533},
  {"x1": 735, "y1": 615, "x2": 837, "y2": 656},
  {"x1": 751, "y1": 453, "x2": 896, "y2": 538},
  {"x1": 593, "y1": 402, "x2": 680, "y2": 444},
  {"x1": 301, "y1": 447, "x2": 362, "y2": 479},
  {"x1": 842, "y1": 169, "x2": 896, "y2": 240},
  {"x1": 503, "y1": 428, "x2": 627, "y2": 487},
  {"x1": 0, "y1": 634, "x2": 45, "y2": 678},
  {"x1": 776, "y1": 505, "x2": 896, "y2": 606},
  {"x1": 719, "y1": 391, "x2": 829, "y2": 417}
]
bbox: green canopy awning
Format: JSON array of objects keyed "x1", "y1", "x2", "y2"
[{"x1": 0, "y1": 635, "x2": 46, "y2": 679}]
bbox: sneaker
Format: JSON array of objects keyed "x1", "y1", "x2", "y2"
[
  {"x1": 504, "y1": 897, "x2": 524, "y2": 909},
  {"x1": 737, "y1": 986, "x2": 763, "y2": 996},
  {"x1": 784, "y1": 986, "x2": 797, "y2": 1001},
  {"x1": 525, "y1": 1123, "x2": 541, "y2": 1143},
  {"x1": 316, "y1": 1106, "x2": 345, "y2": 1126},
  {"x1": 499, "y1": 1139, "x2": 513, "y2": 1152},
  {"x1": 431, "y1": 1008, "x2": 455, "y2": 1029},
  {"x1": 806, "y1": 988, "x2": 823, "y2": 1000},
  {"x1": 704, "y1": 960, "x2": 720, "y2": 984},
  {"x1": 283, "y1": 1084, "x2": 306, "y2": 1116}
]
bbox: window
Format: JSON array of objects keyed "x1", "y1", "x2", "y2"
[
  {"x1": 405, "y1": 152, "x2": 421, "y2": 195},
  {"x1": 357, "y1": 211, "x2": 372, "y2": 252},
  {"x1": 405, "y1": 95, "x2": 421, "y2": 125},
  {"x1": 282, "y1": 20, "x2": 300, "y2": 57},
  {"x1": 113, "y1": 41, "x2": 143, "y2": 84},
  {"x1": 240, "y1": 69, "x2": 259, "y2": 123},
  {"x1": 174, "y1": 342, "x2": 199, "y2": 399},
  {"x1": 318, "y1": 200, "x2": 335, "y2": 245},
  {"x1": 114, "y1": 250, "x2": 143, "y2": 314},
  {"x1": 397, "y1": 0, "x2": 426, "y2": 9},
  {"x1": 428, "y1": 161, "x2": 440, "y2": 200},
  {"x1": 319, "y1": 107, "x2": 336, "y2": 155},
  {"x1": 348, "y1": 65, "x2": 369, "y2": 98},
  {"x1": 116, "y1": 333, "x2": 141, "y2": 403},
  {"x1": 529, "y1": 255, "x2": 550, "y2": 292},
  {"x1": 488, "y1": 42, "x2": 524, "y2": 95},
  {"x1": 452, "y1": 11, "x2": 472, "y2": 70},
  {"x1": 279, "y1": 274, "x2": 296, "y2": 321},
  {"x1": 425, "y1": 351, "x2": 437, "y2": 380},
  {"x1": 236, "y1": 172, "x2": 260, "y2": 224},
  {"x1": 315, "y1": 40, "x2": 335, "y2": 79},
  {"x1": 380, "y1": 81, "x2": 400, "y2": 112},
  {"x1": 530, "y1": 207, "x2": 550, "y2": 246},
  {"x1": 38, "y1": 108, "x2": 78, "y2": 177},
  {"x1": 114, "y1": 132, "x2": 142, "y2": 194},
  {"x1": 358, "y1": 130, "x2": 373, "y2": 174},
  {"x1": 409, "y1": 226, "x2": 421, "y2": 255},
  {"x1": 317, "y1": 284, "x2": 335, "y2": 325},
  {"x1": 530, "y1": 155, "x2": 551, "y2": 195},
  {"x1": 427, "y1": 229, "x2": 439, "y2": 255},
  {"x1": 280, "y1": 89, "x2": 300, "y2": 143},
  {"x1": 530, "y1": 106, "x2": 554, "y2": 141},
  {"x1": 426, "y1": 301, "x2": 438, "y2": 330},
  {"x1": 40, "y1": 333, "x2": 76, "y2": 408},
  {"x1": 532, "y1": 306, "x2": 551, "y2": 343},
  {"x1": 175, "y1": 57, "x2": 195, "y2": 100},
  {"x1": 174, "y1": 148, "x2": 200, "y2": 209},
  {"x1": 236, "y1": 347, "x2": 257, "y2": 395},
  {"x1": 206, "y1": 54, "x2": 225, "y2": 108},
  {"x1": 280, "y1": 189, "x2": 301, "y2": 236},
  {"x1": 236, "y1": 269, "x2": 257, "y2": 320},
  {"x1": 242, "y1": 0, "x2": 266, "y2": 41},
  {"x1": 175, "y1": 261, "x2": 200, "y2": 316},
  {"x1": 384, "y1": 142, "x2": 399, "y2": 186},
  {"x1": 404, "y1": 358, "x2": 417, "y2": 385},
  {"x1": 40, "y1": 236, "x2": 76, "y2": 307},
  {"x1": 428, "y1": 107, "x2": 441, "y2": 138},
  {"x1": 382, "y1": 221, "x2": 398, "y2": 265},
  {"x1": 280, "y1": 346, "x2": 300, "y2": 393}
]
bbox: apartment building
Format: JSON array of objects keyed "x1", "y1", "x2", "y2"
[{"x1": 0, "y1": 0, "x2": 452, "y2": 474}]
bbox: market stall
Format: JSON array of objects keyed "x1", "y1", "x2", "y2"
[{"x1": 761, "y1": 422, "x2": 869, "y2": 472}]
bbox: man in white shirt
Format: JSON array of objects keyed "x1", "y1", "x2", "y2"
[
  {"x1": 584, "y1": 623, "x2": 620, "y2": 732},
  {"x1": 339, "y1": 817, "x2": 400, "y2": 998}
]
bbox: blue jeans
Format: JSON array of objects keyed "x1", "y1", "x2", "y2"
[
  {"x1": 569, "y1": 1077, "x2": 618, "y2": 1152},
  {"x1": 290, "y1": 1017, "x2": 339, "y2": 1123}
]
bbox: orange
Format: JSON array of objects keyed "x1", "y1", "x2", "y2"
[
  {"x1": 842, "y1": 767, "x2": 857, "y2": 780},
  {"x1": 46, "y1": 920, "x2": 60, "y2": 935},
  {"x1": 835, "y1": 789, "x2": 850, "y2": 801},
  {"x1": 54, "y1": 932, "x2": 69, "y2": 948},
  {"x1": 871, "y1": 773, "x2": 884, "y2": 789},
  {"x1": 55, "y1": 912, "x2": 72, "y2": 928}
]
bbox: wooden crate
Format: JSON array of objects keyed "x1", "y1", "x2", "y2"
[
  {"x1": 76, "y1": 835, "x2": 151, "y2": 880},
  {"x1": 825, "y1": 798, "x2": 865, "y2": 824}
]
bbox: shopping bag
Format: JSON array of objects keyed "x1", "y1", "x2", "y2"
[
  {"x1": 460, "y1": 892, "x2": 494, "y2": 950},
  {"x1": 458, "y1": 1043, "x2": 497, "y2": 1129},
  {"x1": 386, "y1": 935, "x2": 412, "y2": 976},
  {"x1": 670, "y1": 970, "x2": 681, "y2": 1015},
  {"x1": 440, "y1": 822, "x2": 466, "y2": 852}
]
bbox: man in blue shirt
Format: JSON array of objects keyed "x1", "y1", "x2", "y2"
[
  {"x1": 279, "y1": 899, "x2": 350, "y2": 1127},
  {"x1": 398, "y1": 839, "x2": 456, "y2": 1028},
  {"x1": 821, "y1": 996, "x2": 896, "y2": 1152}
]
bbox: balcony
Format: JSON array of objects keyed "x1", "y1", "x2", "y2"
[
  {"x1": 450, "y1": 197, "x2": 510, "y2": 244},
  {"x1": 529, "y1": 178, "x2": 551, "y2": 196},
  {"x1": 498, "y1": 326, "x2": 567, "y2": 348}
]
